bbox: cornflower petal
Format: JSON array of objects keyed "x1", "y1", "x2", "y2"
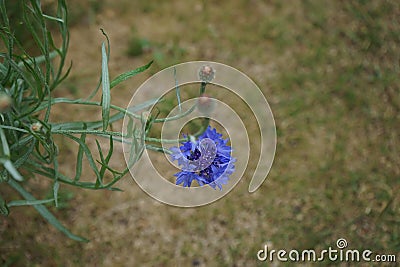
[{"x1": 170, "y1": 126, "x2": 236, "y2": 190}]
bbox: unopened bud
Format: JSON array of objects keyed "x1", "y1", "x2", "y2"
[
  {"x1": 197, "y1": 94, "x2": 215, "y2": 115},
  {"x1": 0, "y1": 93, "x2": 12, "y2": 113},
  {"x1": 198, "y1": 65, "x2": 215, "y2": 83},
  {"x1": 30, "y1": 122, "x2": 43, "y2": 132}
]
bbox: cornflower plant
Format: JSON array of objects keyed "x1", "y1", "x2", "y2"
[{"x1": 0, "y1": 0, "x2": 235, "y2": 241}]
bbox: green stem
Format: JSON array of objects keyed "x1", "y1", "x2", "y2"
[
  {"x1": 52, "y1": 129, "x2": 124, "y2": 137},
  {"x1": 200, "y1": 82, "x2": 207, "y2": 94}
]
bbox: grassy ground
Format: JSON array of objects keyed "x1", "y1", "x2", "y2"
[{"x1": 1, "y1": 0, "x2": 399, "y2": 266}]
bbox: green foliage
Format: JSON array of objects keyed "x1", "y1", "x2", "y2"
[
  {"x1": 0, "y1": 0, "x2": 208, "y2": 242},
  {"x1": 0, "y1": 0, "x2": 154, "y2": 241}
]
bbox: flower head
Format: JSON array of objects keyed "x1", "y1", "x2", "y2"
[
  {"x1": 170, "y1": 126, "x2": 235, "y2": 190},
  {"x1": 198, "y1": 65, "x2": 215, "y2": 83}
]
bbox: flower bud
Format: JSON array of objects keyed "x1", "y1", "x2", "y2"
[
  {"x1": 0, "y1": 93, "x2": 12, "y2": 113},
  {"x1": 197, "y1": 94, "x2": 215, "y2": 115},
  {"x1": 30, "y1": 122, "x2": 43, "y2": 132},
  {"x1": 198, "y1": 65, "x2": 215, "y2": 82}
]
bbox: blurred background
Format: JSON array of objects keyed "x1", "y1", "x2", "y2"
[{"x1": 1, "y1": 0, "x2": 399, "y2": 266}]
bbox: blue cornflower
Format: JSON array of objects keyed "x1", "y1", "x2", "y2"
[{"x1": 170, "y1": 126, "x2": 236, "y2": 190}]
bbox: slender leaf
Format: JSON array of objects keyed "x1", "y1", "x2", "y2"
[
  {"x1": 0, "y1": 125, "x2": 29, "y2": 133},
  {"x1": 96, "y1": 135, "x2": 114, "y2": 179},
  {"x1": 42, "y1": 13, "x2": 64, "y2": 23},
  {"x1": 95, "y1": 139, "x2": 105, "y2": 184},
  {"x1": 126, "y1": 116, "x2": 134, "y2": 138},
  {"x1": 100, "y1": 29, "x2": 110, "y2": 61},
  {"x1": 0, "y1": 127, "x2": 10, "y2": 156},
  {"x1": 2, "y1": 159, "x2": 23, "y2": 181},
  {"x1": 101, "y1": 42, "x2": 110, "y2": 131},
  {"x1": 7, "y1": 198, "x2": 55, "y2": 207},
  {"x1": 53, "y1": 180, "x2": 60, "y2": 207},
  {"x1": 17, "y1": 50, "x2": 58, "y2": 68},
  {"x1": 104, "y1": 135, "x2": 114, "y2": 165},
  {"x1": 48, "y1": 97, "x2": 160, "y2": 130},
  {"x1": 110, "y1": 60, "x2": 153, "y2": 89},
  {"x1": 74, "y1": 131, "x2": 86, "y2": 182},
  {"x1": 174, "y1": 67, "x2": 181, "y2": 112},
  {"x1": 63, "y1": 133, "x2": 101, "y2": 186}
]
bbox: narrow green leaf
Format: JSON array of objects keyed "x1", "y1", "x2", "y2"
[
  {"x1": 42, "y1": 13, "x2": 64, "y2": 23},
  {"x1": 137, "y1": 120, "x2": 147, "y2": 160},
  {"x1": 95, "y1": 160, "x2": 123, "y2": 176},
  {"x1": 8, "y1": 179, "x2": 88, "y2": 242},
  {"x1": 96, "y1": 135, "x2": 114, "y2": 179},
  {"x1": 64, "y1": 133, "x2": 101, "y2": 186},
  {"x1": 0, "y1": 0, "x2": 10, "y2": 29},
  {"x1": 146, "y1": 144, "x2": 172, "y2": 154},
  {"x1": 110, "y1": 60, "x2": 153, "y2": 89},
  {"x1": 37, "y1": 97, "x2": 160, "y2": 124},
  {"x1": 128, "y1": 125, "x2": 138, "y2": 167},
  {"x1": 7, "y1": 198, "x2": 55, "y2": 207},
  {"x1": 100, "y1": 29, "x2": 111, "y2": 60},
  {"x1": 2, "y1": 159, "x2": 23, "y2": 181},
  {"x1": 95, "y1": 139, "x2": 105, "y2": 183},
  {"x1": 126, "y1": 116, "x2": 134, "y2": 138},
  {"x1": 53, "y1": 181, "x2": 60, "y2": 207},
  {"x1": 0, "y1": 127, "x2": 10, "y2": 156},
  {"x1": 0, "y1": 125, "x2": 29, "y2": 134},
  {"x1": 74, "y1": 132, "x2": 86, "y2": 182},
  {"x1": 101, "y1": 42, "x2": 111, "y2": 131},
  {"x1": 104, "y1": 135, "x2": 114, "y2": 165},
  {"x1": 17, "y1": 50, "x2": 59, "y2": 68},
  {"x1": 53, "y1": 147, "x2": 60, "y2": 207},
  {"x1": 174, "y1": 67, "x2": 182, "y2": 112}
]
